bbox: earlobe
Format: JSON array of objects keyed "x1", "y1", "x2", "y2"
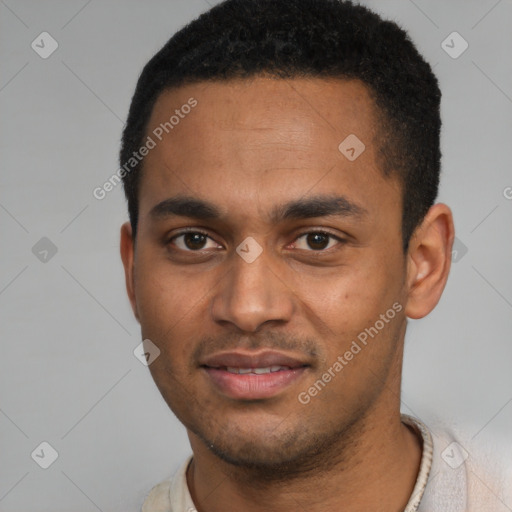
[
  {"x1": 120, "y1": 222, "x2": 140, "y2": 322},
  {"x1": 404, "y1": 204, "x2": 455, "y2": 319}
]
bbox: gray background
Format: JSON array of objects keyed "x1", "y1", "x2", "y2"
[{"x1": 1, "y1": 1, "x2": 511, "y2": 510}]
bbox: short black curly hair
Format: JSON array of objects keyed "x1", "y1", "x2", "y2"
[{"x1": 120, "y1": 0, "x2": 441, "y2": 251}]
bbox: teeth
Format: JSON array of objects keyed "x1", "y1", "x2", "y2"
[
  {"x1": 224, "y1": 366, "x2": 290, "y2": 374},
  {"x1": 253, "y1": 367, "x2": 271, "y2": 374}
]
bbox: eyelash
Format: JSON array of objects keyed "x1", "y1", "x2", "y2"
[{"x1": 166, "y1": 228, "x2": 346, "y2": 253}]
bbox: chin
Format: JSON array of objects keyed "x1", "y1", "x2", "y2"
[{"x1": 189, "y1": 418, "x2": 346, "y2": 481}]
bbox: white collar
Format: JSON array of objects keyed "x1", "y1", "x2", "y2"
[{"x1": 401, "y1": 414, "x2": 435, "y2": 511}]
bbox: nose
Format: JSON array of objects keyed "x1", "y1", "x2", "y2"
[{"x1": 210, "y1": 245, "x2": 294, "y2": 333}]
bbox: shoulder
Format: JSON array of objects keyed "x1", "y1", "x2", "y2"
[
  {"x1": 142, "y1": 479, "x2": 173, "y2": 512},
  {"x1": 412, "y1": 414, "x2": 511, "y2": 512},
  {"x1": 141, "y1": 456, "x2": 194, "y2": 512}
]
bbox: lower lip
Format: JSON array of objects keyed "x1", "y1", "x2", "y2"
[{"x1": 203, "y1": 367, "x2": 307, "y2": 400}]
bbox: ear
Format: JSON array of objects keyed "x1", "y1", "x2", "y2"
[
  {"x1": 405, "y1": 203, "x2": 455, "y2": 319},
  {"x1": 120, "y1": 222, "x2": 140, "y2": 322}
]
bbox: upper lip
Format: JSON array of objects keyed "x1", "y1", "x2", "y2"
[{"x1": 200, "y1": 350, "x2": 309, "y2": 369}]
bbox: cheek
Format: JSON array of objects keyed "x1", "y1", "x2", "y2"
[
  {"x1": 133, "y1": 251, "x2": 197, "y2": 339},
  {"x1": 305, "y1": 262, "x2": 399, "y2": 327},
  {"x1": 300, "y1": 270, "x2": 405, "y2": 404},
  {"x1": 133, "y1": 251, "x2": 222, "y2": 375},
  {"x1": 296, "y1": 259, "x2": 404, "y2": 379}
]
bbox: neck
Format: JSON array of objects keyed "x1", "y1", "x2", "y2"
[{"x1": 186, "y1": 402, "x2": 423, "y2": 512}]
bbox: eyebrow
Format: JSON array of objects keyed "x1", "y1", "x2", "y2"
[{"x1": 149, "y1": 194, "x2": 367, "y2": 223}]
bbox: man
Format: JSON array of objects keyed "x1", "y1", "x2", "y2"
[{"x1": 119, "y1": 1, "x2": 508, "y2": 510}]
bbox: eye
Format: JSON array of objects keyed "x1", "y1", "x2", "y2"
[
  {"x1": 168, "y1": 230, "x2": 220, "y2": 251},
  {"x1": 293, "y1": 231, "x2": 344, "y2": 251},
  {"x1": 167, "y1": 229, "x2": 345, "y2": 254}
]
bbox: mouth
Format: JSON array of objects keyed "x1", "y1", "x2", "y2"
[{"x1": 200, "y1": 351, "x2": 310, "y2": 400}]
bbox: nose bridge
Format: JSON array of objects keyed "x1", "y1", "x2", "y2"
[{"x1": 211, "y1": 244, "x2": 293, "y2": 332}]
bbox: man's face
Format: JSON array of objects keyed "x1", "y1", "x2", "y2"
[{"x1": 126, "y1": 77, "x2": 410, "y2": 468}]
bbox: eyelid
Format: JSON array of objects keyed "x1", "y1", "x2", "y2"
[{"x1": 167, "y1": 227, "x2": 210, "y2": 239}]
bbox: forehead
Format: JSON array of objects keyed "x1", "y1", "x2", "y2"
[{"x1": 138, "y1": 77, "x2": 399, "y2": 225}]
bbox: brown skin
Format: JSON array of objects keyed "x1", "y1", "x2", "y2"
[{"x1": 120, "y1": 77, "x2": 454, "y2": 512}]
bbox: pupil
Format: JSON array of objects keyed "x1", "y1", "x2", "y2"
[
  {"x1": 185, "y1": 233, "x2": 206, "y2": 250},
  {"x1": 308, "y1": 233, "x2": 328, "y2": 250}
]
